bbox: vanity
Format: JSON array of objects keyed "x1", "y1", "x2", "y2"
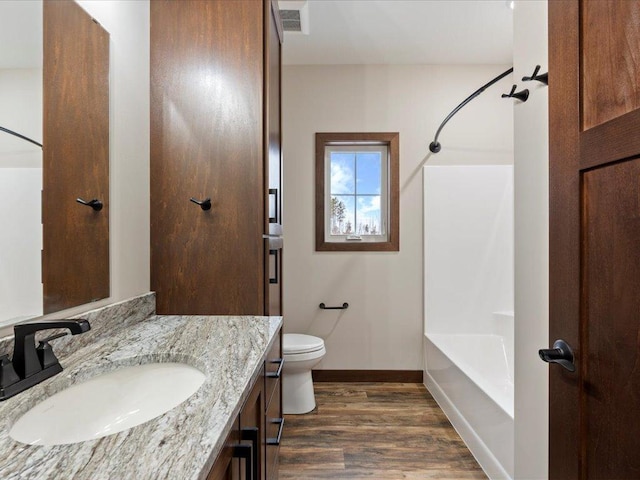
[
  {"x1": 0, "y1": 295, "x2": 283, "y2": 480},
  {"x1": 1, "y1": 1, "x2": 284, "y2": 476}
]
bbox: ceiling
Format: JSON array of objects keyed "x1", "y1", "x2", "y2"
[{"x1": 280, "y1": 0, "x2": 514, "y2": 65}]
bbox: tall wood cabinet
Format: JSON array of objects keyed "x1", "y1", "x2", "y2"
[{"x1": 150, "y1": 0, "x2": 283, "y2": 316}]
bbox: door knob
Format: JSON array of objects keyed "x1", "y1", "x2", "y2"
[
  {"x1": 539, "y1": 339, "x2": 575, "y2": 372},
  {"x1": 189, "y1": 197, "x2": 211, "y2": 211},
  {"x1": 76, "y1": 197, "x2": 103, "y2": 211}
]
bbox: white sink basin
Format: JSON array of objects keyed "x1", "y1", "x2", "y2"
[{"x1": 10, "y1": 362, "x2": 206, "y2": 446}]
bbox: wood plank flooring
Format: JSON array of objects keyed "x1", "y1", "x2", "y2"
[{"x1": 278, "y1": 383, "x2": 487, "y2": 479}]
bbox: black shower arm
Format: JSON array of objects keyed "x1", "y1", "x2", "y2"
[
  {"x1": 429, "y1": 67, "x2": 513, "y2": 153},
  {"x1": 0, "y1": 125, "x2": 42, "y2": 148}
]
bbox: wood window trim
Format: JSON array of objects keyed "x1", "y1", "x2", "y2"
[{"x1": 315, "y1": 132, "x2": 399, "y2": 252}]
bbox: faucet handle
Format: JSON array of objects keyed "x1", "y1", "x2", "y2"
[
  {"x1": 0, "y1": 355, "x2": 20, "y2": 389},
  {"x1": 37, "y1": 333, "x2": 68, "y2": 369}
]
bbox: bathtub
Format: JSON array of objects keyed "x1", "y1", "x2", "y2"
[{"x1": 424, "y1": 332, "x2": 514, "y2": 479}]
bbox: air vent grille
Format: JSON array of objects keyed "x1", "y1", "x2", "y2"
[{"x1": 281, "y1": 9, "x2": 302, "y2": 32}]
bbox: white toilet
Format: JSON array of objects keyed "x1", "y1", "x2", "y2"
[{"x1": 282, "y1": 333, "x2": 326, "y2": 414}]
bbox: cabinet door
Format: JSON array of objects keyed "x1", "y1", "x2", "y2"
[
  {"x1": 240, "y1": 367, "x2": 266, "y2": 480},
  {"x1": 265, "y1": 0, "x2": 283, "y2": 316},
  {"x1": 264, "y1": 330, "x2": 283, "y2": 480},
  {"x1": 207, "y1": 418, "x2": 240, "y2": 480},
  {"x1": 151, "y1": 0, "x2": 265, "y2": 314}
]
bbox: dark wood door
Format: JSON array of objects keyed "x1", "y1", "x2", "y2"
[
  {"x1": 151, "y1": 0, "x2": 265, "y2": 314},
  {"x1": 548, "y1": 1, "x2": 640, "y2": 478},
  {"x1": 43, "y1": 0, "x2": 110, "y2": 313}
]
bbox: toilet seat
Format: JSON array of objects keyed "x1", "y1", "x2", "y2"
[{"x1": 283, "y1": 334, "x2": 324, "y2": 355}]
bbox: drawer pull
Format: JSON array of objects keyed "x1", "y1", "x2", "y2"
[
  {"x1": 266, "y1": 417, "x2": 285, "y2": 446},
  {"x1": 232, "y1": 443, "x2": 253, "y2": 480},
  {"x1": 266, "y1": 358, "x2": 284, "y2": 379}
]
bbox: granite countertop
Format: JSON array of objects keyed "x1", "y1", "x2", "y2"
[{"x1": 0, "y1": 313, "x2": 282, "y2": 480}]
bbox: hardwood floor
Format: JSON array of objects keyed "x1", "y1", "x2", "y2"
[{"x1": 278, "y1": 382, "x2": 487, "y2": 479}]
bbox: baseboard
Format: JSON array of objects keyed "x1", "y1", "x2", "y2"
[{"x1": 312, "y1": 369, "x2": 423, "y2": 383}]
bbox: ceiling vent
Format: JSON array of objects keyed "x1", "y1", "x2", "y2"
[{"x1": 278, "y1": 1, "x2": 310, "y2": 34}]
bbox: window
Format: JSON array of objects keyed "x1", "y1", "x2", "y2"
[{"x1": 315, "y1": 132, "x2": 399, "y2": 251}]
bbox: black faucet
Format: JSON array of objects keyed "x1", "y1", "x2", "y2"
[{"x1": 0, "y1": 319, "x2": 90, "y2": 401}]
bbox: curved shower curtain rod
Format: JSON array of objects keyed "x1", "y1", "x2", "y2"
[
  {"x1": 0, "y1": 125, "x2": 42, "y2": 148},
  {"x1": 428, "y1": 67, "x2": 513, "y2": 154}
]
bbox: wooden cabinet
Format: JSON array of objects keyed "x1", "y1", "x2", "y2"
[
  {"x1": 266, "y1": 0, "x2": 284, "y2": 317},
  {"x1": 207, "y1": 422, "x2": 239, "y2": 480},
  {"x1": 264, "y1": 333, "x2": 284, "y2": 478},
  {"x1": 240, "y1": 369, "x2": 266, "y2": 480},
  {"x1": 150, "y1": 0, "x2": 283, "y2": 316},
  {"x1": 208, "y1": 330, "x2": 283, "y2": 480}
]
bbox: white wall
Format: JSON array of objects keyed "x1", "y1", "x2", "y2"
[
  {"x1": 0, "y1": 69, "x2": 43, "y2": 322},
  {"x1": 282, "y1": 64, "x2": 513, "y2": 370},
  {"x1": 424, "y1": 165, "x2": 513, "y2": 335},
  {"x1": 513, "y1": 1, "x2": 549, "y2": 478},
  {"x1": 0, "y1": 0, "x2": 150, "y2": 337}
]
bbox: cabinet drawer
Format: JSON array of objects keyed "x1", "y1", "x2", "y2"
[
  {"x1": 264, "y1": 334, "x2": 282, "y2": 407},
  {"x1": 265, "y1": 382, "x2": 283, "y2": 478}
]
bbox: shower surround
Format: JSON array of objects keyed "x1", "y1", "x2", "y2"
[{"x1": 424, "y1": 165, "x2": 514, "y2": 479}]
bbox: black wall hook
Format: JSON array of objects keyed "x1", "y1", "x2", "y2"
[
  {"x1": 190, "y1": 197, "x2": 211, "y2": 211},
  {"x1": 319, "y1": 302, "x2": 349, "y2": 310},
  {"x1": 501, "y1": 85, "x2": 529, "y2": 102},
  {"x1": 522, "y1": 65, "x2": 548, "y2": 85},
  {"x1": 76, "y1": 197, "x2": 103, "y2": 211}
]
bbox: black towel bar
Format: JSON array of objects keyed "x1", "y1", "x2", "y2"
[{"x1": 319, "y1": 303, "x2": 349, "y2": 310}]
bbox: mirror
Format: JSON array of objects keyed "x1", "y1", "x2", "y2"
[
  {"x1": 0, "y1": 1, "x2": 43, "y2": 325},
  {"x1": 0, "y1": 0, "x2": 110, "y2": 328}
]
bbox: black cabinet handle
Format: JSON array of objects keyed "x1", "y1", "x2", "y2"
[
  {"x1": 76, "y1": 197, "x2": 103, "y2": 211},
  {"x1": 539, "y1": 339, "x2": 575, "y2": 372},
  {"x1": 266, "y1": 358, "x2": 284, "y2": 379},
  {"x1": 189, "y1": 197, "x2": 211, "y2": 210},
  {"x1": 268, "y1": 188, "x2": 278, "y2": 223},
  {"x1": 232, "y1": 443, "x2": 252, "y2": 480},
  {"x1": 269, "y1": 249, "x2": 279, "y2": 284},
  {"x1": 240, "y1": 427, "x2": 258, "y2": 480},
  {"x1": 266, "y1": 418, "x2": 285, "y2": 446}
]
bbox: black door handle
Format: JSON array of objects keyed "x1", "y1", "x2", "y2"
[
  {"x1": 189, "y1": 197, "x2": 211, "y2": 210},
  {"x1": 76, "y1": 197, "x2": 103, "y2": 211},
  {"x1": 539, "y1": 339, "x2": 575, "y2": 372}
]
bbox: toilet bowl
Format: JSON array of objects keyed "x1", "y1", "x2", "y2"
[{"x1": 282, "y1": 333, "x2": 326, "y2": 414}]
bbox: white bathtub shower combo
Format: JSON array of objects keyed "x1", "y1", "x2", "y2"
[{"x1": 424, "y1": 165, "x2": 514, "y2": 479}]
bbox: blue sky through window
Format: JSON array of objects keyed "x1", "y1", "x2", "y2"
[{"x1": 330, "y1": 150, "x2": 382, "y2": 235}]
